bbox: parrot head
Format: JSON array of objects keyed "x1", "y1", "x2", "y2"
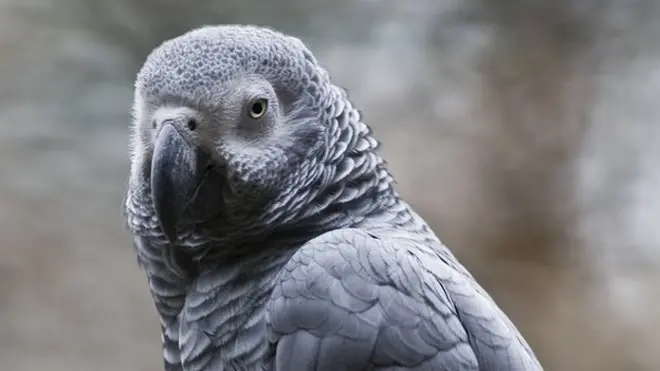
[{"x1": 128, "y1": 25, "x2": 331, "y2": 242}]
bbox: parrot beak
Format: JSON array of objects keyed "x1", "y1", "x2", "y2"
[{"x1": 151, "y1": 123, "x2": 211, "y2": 243}]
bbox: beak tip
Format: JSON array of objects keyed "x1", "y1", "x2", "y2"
[{"x1": 155, "y1": 212, "x2": 179, "y2": 244}]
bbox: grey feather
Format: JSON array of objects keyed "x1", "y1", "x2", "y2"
[{"x1": 124, "y1": 24, "x2": 543, "y2": 370}]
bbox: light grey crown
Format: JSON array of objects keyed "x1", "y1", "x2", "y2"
[{"x1": 136, "y1": 25, "x2": 329, "y2": 110}]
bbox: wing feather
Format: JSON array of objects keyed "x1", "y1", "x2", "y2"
[{"x1": 266, "y1": 228, "x2": 542, "y2": 370}]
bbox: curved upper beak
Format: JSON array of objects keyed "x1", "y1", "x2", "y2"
[{"x1": 150, "y1": 123, "x2": 211, "y2": 243}]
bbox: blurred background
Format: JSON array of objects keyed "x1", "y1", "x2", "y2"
[{"x1": 1, "y1": 0, "x2": 659, "y2": 370}]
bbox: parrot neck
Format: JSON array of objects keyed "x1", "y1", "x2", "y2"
[{"x1": 284, "y1": 93, "x2": 404, "y2": 233}]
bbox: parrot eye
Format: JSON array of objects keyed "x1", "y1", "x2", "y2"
[{"x1": 247, "y1": 98, "x2": 268, "y2": 119}]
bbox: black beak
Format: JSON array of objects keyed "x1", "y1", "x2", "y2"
[{"x1": 151, "y1": 123, "x2": 211, "y2": 243}]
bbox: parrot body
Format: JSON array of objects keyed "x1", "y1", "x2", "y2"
[{"x1": 124, "y1": 25, "x2": 543, "y2": 371}]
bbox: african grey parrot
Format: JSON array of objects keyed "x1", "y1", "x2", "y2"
[{"x1": 124, "y1": 24, "x2": 543, "y2": 371}]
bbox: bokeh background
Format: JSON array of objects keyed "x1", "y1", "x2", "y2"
[{"x1": 1, "y1": 1, "x2": 660, "y2": 370}]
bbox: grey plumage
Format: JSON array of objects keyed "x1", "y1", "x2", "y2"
[{"x1": 124, "y1": 24, "x2": 543, "y2": 371}]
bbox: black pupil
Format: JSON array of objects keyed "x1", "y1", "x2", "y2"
[{"x1": 251, "y1": 102, "x2": 264, "y2": 115}]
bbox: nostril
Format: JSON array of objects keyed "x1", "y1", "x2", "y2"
[
  {"x1": 151, "y1": 119, "x2": 158, "y2": 129},
  {"x1": 187, "y1": 118, "x2": 198, "y2": 131}
]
